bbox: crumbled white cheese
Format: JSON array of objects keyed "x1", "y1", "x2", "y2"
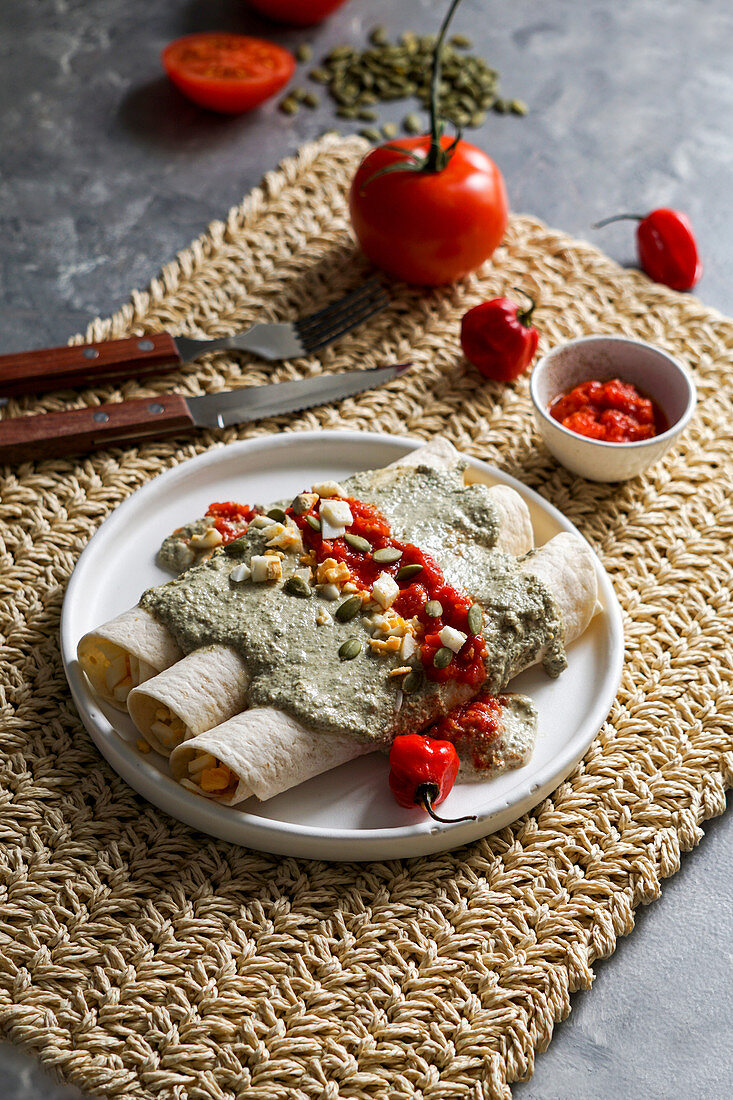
[
  {"x1": 320, "y1": 518, "x2": 346, "y2": 541},
  {"x1": 372, "y1": 571, "x2": 400, "y2": 609},
  {"x1": 320, "y1": 499, "x2": 353, "y2": 528},
  {"x1": 319, "y1": 583, "x2": 340, "y2": 601},
  {"x1": 312, "y1": 480, "x2": 344, "y2": 498},
  {"x1": 250, "y1": 555, "x2": 282, "y2": 583},
  {"x1": 438, "y1": 625, "x2": 468, "y2": 653},
  {"x1": 250, "y1": 514, "x2": 277, "y2": 529},
  {"x1": 229, "y1": 563, "x2": 251, "y2": 584},
  {"x1": 399, "y1": 634, "x2": 417, "y2": 660},
  {"x1": 291, "y1": 492, "x2": 319, "y2": 515}
]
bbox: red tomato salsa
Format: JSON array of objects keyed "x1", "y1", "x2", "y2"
[
  {"x1": 431, "y1": 692, "x2": 506, "y2": 772},
  {"x1": 290, "y1": 496, "x2": 488, "y2": 687},
  {"x1": 549, "y1": 377, "x2": 667, "y2": 443},
  {"x1": 206, "y1": 501, "x2": 257, "y2": 544}
]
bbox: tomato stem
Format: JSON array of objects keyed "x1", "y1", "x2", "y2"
[
  {"x1": 417, "y1": 783, "x2": 477, "y2": 824},
  {"x1": 511, "y1": 286, "x2": 537, "y2": 327},
  {"x1": 426, "y1": 0, "x2": 465, "y2": 172},
  {"x1": 593, "y1": 213, "x2": 645, "y2": 228}
]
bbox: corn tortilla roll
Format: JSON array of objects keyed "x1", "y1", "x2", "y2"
[
  {"x1": 127, "y1": 645, "x2": 250, "y2": 756},
  {"x1": 77, "y1": 606, "x2": 182, "y2": 711},
  {"x1": 172, "y1": 532, "x2": 598, "y2": 806},
  {"x1": 125, "y1": 448, "x2": 533, "y2": 750}
]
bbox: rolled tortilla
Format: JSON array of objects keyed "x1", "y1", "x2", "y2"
[
  {"x1": 127, "y1": 645, "x2": 250, "y2": 755},
  {"x1": 171, "y1": 708, "x2": 374, "y2": 805},
  {"x1": 77, "y1": 605, "x2": 182, "y2": 710},
  {"x1": 126, "y1": 451, "x2": 533, "y2": 752},
  {"x1": 520, "y1": 531, "x2": 599, "y2": 650},
  {"x1": 172, "y1": 531, "x2": 599, "y2": 805}
]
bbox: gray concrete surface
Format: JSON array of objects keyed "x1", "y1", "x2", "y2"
[{"x1": 1, "y1": 0, "x2": 732, "y2": 1096}]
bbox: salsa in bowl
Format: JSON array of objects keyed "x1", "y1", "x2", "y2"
[{"x1": 530, "y1": 335, "x2": 696, "y2": 482}]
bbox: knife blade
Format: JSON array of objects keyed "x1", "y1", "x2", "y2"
[{"x1": 0, "y1": 364, "x2": 412, "y2": 464}]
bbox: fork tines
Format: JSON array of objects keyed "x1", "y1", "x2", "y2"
[{"x1": 296, "y1": 278, "x2": 389, "y2": 354}]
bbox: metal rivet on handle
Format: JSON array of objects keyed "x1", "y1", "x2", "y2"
[
  {"x1": 138, "y1": 339, "x2": 155, "y2": 352},
  {"x1": 148, "y1": 403, "x2": 164, "y2": 414},
  {"x1": 92, "y1": 411, "x2": 109, "y2": 424},
  {"x1": 83, "y1": 347, "x2": 99, "y2": 360}
]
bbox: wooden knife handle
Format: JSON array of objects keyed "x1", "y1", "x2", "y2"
[
  {"x1": 0, "y1": 393, "x2": 195, "y2": 463},
  {"x1": 0, "y1": 332, "x2": 181, "y2": 397}
]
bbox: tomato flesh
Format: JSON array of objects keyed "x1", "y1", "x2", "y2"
[
  {"x1": 549, "y1": 378, "x2": 667, "y2": 443},
  {"x1": 290, "y1": 495, "x2": 488, "y2": 686},
  {"x1": 349, "y1": 136, "x2": 508, "y2": 286},
  {"x1": 162, "y1": 34, "x2": 296, "y2": 114},
  {"x1": 205, "y1": 501, "x2": 257, "y2": 544},
  {"x1": 431, "y1": 692, "x2": 507, "y2": 772}
]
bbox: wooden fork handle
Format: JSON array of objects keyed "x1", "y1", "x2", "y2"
[
  {"x1": 0, "y1": 332, "x2": 181, "y2": 397},
  {"x1": 0, "y1": 394, "x2": 195, "y2": 463}
]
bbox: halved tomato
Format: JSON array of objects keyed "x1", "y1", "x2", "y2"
[
  {"x1": 247, "y1": 0, "x2": 348, "y2": 25},
  {"x1": 162, "y1": 33, "x2": 296, "y2": 114}
]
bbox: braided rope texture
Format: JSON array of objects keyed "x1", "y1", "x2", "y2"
[{"x1": 1, "y1": 134, "x2": 732, "y2": 1099}]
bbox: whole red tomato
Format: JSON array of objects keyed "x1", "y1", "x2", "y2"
[
  {"x1": 247, "y1": 0, "x2": 348, "y2": 25},
  {"x1": 162, "y1": 33, "x2": 295, "y2": 114},
  {"x1": 460, "y1": 291, "x2": 539, "y2": 382},
  {"x1": 349, "y1": 135, "x2": 509, "y2": 286}
]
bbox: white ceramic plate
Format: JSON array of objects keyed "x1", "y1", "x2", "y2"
[{"x1": 61, "y1": 431, "x2": 624, "y2": 861}]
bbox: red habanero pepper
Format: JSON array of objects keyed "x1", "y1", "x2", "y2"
[
  {"x1": 388, "y1": 734, "x2": 477, "y2": 823},
  {"x1": 460, "y1": 288, "x2": 539, "y2": 382},
  {"x1": 594, "y1": 208, "x2": 702, "y2": 292}
]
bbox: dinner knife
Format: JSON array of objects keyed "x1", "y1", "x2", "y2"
[{"x1": 0, "y1": 363, "x2": 412, "y2": 463}]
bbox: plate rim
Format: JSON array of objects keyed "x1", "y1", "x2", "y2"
[{"x1": 61, "y1": 430, "x2": 625, "y2": 860}]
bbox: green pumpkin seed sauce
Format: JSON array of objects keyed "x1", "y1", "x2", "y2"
[{"x1": 141, "y1": 463, "x2": 566, "y2": 745}]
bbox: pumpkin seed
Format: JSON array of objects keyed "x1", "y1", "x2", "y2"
[
  {"x1": 305, "y1": 28, "x2": 520, "y2": 138},
  {"x1": 306, "y1": 514, "x2": 321, "y2": 532},
  {"x1": 510, "y1": 98, "x2": 528, "y2": 115},
  {"x1": 402, "y1": 669, "x2": 423, "y2": 694},
  {"x1": 396, "y1": 563, "x2": 423, "y2": 582},
  {"x1": 373, "y1": 547, "x2": 402, "y2": 564},
  {"x1": 382, "y1": 122, "x2": 398, "y2": 139},
  {"x1": 359, "y1": 127, "x2": 382, "y2": 142},
  {"x1": 335, "y1": 595, "x2": 362, "y2": 623},
  {"x1": 425, "y1": 599, "x2": 443, "y2": 618},
  {"x1": 296, "y1": 43, "x2": 313, "y2": 63},
  {"x1": 339, "y1": 637, "x2": 362, "y2": 661},
  {"x1": 302, "y1": 91, "x2": 320, "y2": 108},
  {"x1": 284, "y1": 575, "x2": 312, "y2": 599},
  {"x1": 403, "y1": 112, "x2": 422, "y2": 134},
  {"x1": 358, "y1": 107, "x2": 378, "y2": 121},
  {"x1": 467, "y1": 603, "x2": 483, "y2": 634},
  {"x1": 223, "y1": 538, "x2": 248, "y2": 558},
  {"x1": 267, "y1": 507, "x2": 287, "y2": 522},
  {"x1": 344, "y1": 532, "x2": 371, "y2": 553},
  {"x1": 279, "y1": 96, "x2": 299, "y2": 115},
  {"x1": 433, "y1": 646, "x2": 453, "y2": 670}
]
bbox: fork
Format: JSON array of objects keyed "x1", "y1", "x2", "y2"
[{"x1": 0, "y1": 279, "x2": 389, "y2": 398}]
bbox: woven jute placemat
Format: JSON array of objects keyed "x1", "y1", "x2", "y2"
[{"x1": 1, "y1": 134, "x2": 732, "y2": 1099}]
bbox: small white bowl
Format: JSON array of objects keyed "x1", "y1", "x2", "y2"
[{"x1": 529, "y1": 335, "x2": 696, "y2": 482}]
